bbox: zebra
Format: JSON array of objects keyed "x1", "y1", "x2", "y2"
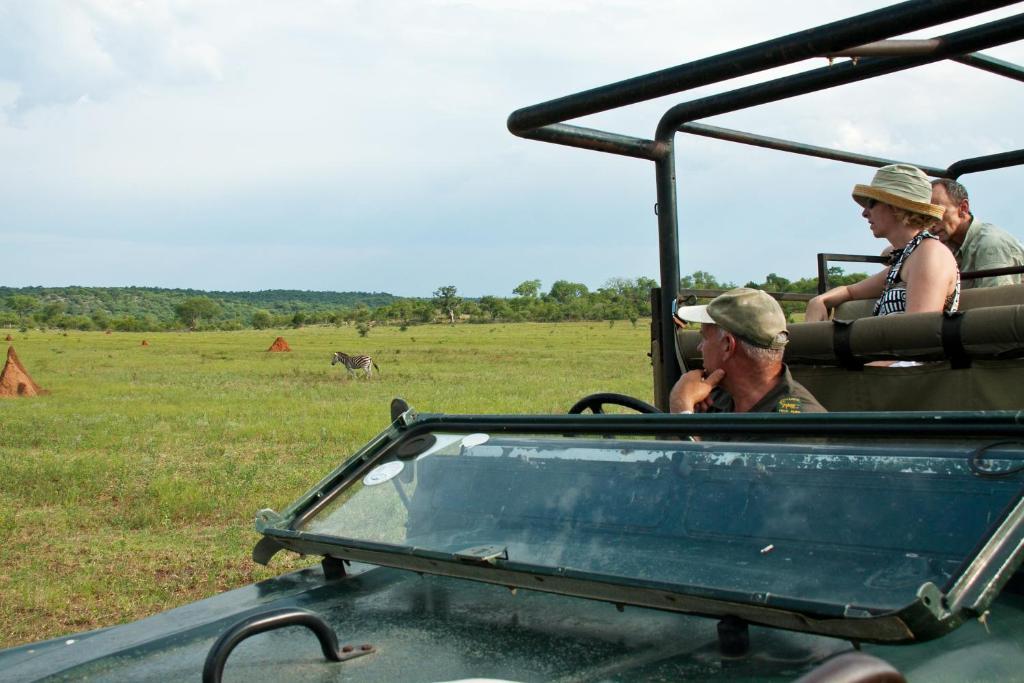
[{"x1": 331, "y1": 351, "x2": 380, "y2": 378}]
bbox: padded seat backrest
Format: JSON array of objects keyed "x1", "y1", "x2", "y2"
[
  {"x1": 786, "y1": 305, "x2": 1024, "y2": 364},
  {"x1": 833, "y1": 283, "x2": 1024, "y2": 319},
  {"x1": 675, "y1": 300, "x2": 1024, "y2": 411},
  {"x1": 677, "y1": 305, "x2": 1024, "y2": 367}
]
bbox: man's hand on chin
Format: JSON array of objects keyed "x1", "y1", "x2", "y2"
[{"x1": 669, "y1": 368, "x2": 726, "y2": 413}]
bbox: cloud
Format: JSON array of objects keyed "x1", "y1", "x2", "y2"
[
  {"x1": 1, "y1": 1, "x2": 1023, "y2": 294},
  {"x1": 0, "y1": 0, "x2": 222, "y2": 116},
  {"x1": 831, "y1": 120, "x2": 903, "y2": 157}
]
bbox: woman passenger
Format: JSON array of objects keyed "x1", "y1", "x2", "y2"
[{"x1": 805, "y1": 164, "x2": 959, "y2": 321}]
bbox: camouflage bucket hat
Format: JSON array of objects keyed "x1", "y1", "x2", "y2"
[
  {"x1": 852, "y1": 164, "x2": 945, "y2": 219},
  {"x1": 675, "y1": 287, "x2": 789, "y2": 349}
]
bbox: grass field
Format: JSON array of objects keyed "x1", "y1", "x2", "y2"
[{"x1": 0, "y1": 322, "x2": 653, "y2": 648}]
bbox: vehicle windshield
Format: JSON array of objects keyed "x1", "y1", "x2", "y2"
[{"x1": 294, "y1": 429, "x2": 1024, "y2": 614}]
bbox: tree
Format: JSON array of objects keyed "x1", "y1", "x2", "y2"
[
  {"x1": 352, "y1": 303, "x2": 372, "y2": 324},
  {"x1": 7, "y1": 295, "x2": 37, "y2": 326},
  {"x1": 825, "y1": 266, "x2": 870, "y2": 288},
  {"x1": 513, "y1": 279, "x2": 541, "y2": 298},
  {"x1": 764, "y1": 273, "x2": 792, "y2": 291},
  {"x1": 548, "y1": 280, "x2": 589, "y2": 304},
  {"x1": 432, "y1": 285, "x2": 462, "y2": 324},
  {"x1": 380, "y1": 300, "x2": 414, "y2": 327},
  {"x1": 634, "y1": 276, "x2": 657, "y2": 297},
  {"x1": 601, "y1": 277, "x2": 631, "y2": 298},
  {"x1": 680, "y1": 271, "x2": 734, "y2": 290},
  {"x1": 602, "y1": 276, "x2": 657, "y2": 313},
  {"x1": 42, "y1": 301, "x2": 67, "y2": 323},
  {"x1": 251, "y1": 310, "x2": 273, "y2": 329},
  {"x1": 478, "y1": 295, "x2": 508, "y2": 321},
  {"x1": 412, "y1": 300, "x2": 435, "y2": 323},
  {"x1": 174, "y1": 296, "x2": 220, "y2": 329},
  {"x1": 91, "y1": 310, "x2": 111, "y2": 331}
]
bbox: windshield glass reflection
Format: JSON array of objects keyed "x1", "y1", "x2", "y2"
[{"x1": 298, "y1": 432, "x2": 1023, "y2": 612}]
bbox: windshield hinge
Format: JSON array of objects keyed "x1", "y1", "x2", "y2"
[
  {"x1": 917, "y1": 581, "x2": 951, "y2": 620},
  {"x1": 255, "y1": 508, "x2": 283, "y2": 530},
  {"x1": 322, "y1": 556, "x2": 350, "y2": 581},
  {"x1": 390, "y1": 397, "x2": 418, "y2": 426}
]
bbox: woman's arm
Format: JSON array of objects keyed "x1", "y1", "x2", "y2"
[
  {"x1": 805, "y1": 269, "x2": 888, "y2": 322},
  {"x1": 903, "y1": 239, "x2": 957, "y2": 314}
]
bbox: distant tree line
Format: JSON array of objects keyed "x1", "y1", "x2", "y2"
[
  {"x1": 681, "y1": 267, "x2": 868, "y2": 318},
  {"x1": 1, "y1": 269, "x2": 866, "y2": 333},
  {"x1": 0, "y1": 286, "x2": 396, "y2": 332}
]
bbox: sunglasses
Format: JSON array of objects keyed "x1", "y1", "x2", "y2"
[{"x1": 864, "y1": 198, "x2": 878, "y2": 209}]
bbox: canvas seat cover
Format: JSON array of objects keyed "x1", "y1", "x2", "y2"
[{"x1": 674, "y1": 285, "x2": 1024, "y2": 411}]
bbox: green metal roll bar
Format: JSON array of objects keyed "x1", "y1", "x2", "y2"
[{"x1": 507, "y1": 0, "x2": 1024, "y2": 409}]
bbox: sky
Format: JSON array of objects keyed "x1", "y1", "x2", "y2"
[{"x1": 1, "y1": 1, "x2": 1023, "y2": 297}]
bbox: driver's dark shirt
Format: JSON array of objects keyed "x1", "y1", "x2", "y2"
[{"x1": 705, "y1": 364, "x2": 827, "y2": 414}]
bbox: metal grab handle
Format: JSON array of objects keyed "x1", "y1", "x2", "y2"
[{"x1": 202, "y1": 607, "x2": 373, "y2": 683}]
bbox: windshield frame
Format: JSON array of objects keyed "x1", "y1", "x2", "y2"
[{"x1": 255, "y1": 409, "x2": 1024, "y2": 644}]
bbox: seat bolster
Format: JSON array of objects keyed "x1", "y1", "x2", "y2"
[
  {"x1": 675, "y1": 304, "x2": 1024, "y2": 367},
  {"x1": 784, "y1": 305, "x2": 1024, "y2": 365}
]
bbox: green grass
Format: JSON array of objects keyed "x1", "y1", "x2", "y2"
[{"x1": 0, "y1": 322, "x2": 652, "y2": 647}]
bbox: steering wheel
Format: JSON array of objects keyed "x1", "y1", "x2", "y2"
[{"x1": 568, "y1": 392, "x2": 662, "y2": 415}]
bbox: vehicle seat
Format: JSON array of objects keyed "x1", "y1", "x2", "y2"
[
  {"x1": 674, "y1": 285, "x2": 1024, "y2": 411},
  {"x1": 832, "y1": 283, "x2": 1024, "y2": 320}
]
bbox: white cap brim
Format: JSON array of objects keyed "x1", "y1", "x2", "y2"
[{"x1": 674, "y1": 304, "x2": 716, "y2": 325}]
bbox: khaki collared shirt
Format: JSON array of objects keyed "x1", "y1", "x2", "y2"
[
  {"x1": 956, "y1": 216, "x2": 1024, "y2": 289},
  {"x1": 707, "y1": 364, "x2": 827, "y2": 414}
]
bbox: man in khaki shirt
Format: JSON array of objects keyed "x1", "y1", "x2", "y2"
[
  {"x1": 669, "y1": 288, "x2": 825, "y2": 415},
  {"x1": 930, "y1": 179, "x2": 1024, "y2": 289}
]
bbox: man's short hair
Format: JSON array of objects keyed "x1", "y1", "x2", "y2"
[
  {"x1": 711, "y1": 326, "x2": 784, "y2": 364},
  {"x1": 932, "y1": 178, "x2": 969, "y2": 205}
]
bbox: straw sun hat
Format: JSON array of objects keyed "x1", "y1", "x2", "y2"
[{"x1": 851, "y1": 164, "x2": 945, "y2": 219}]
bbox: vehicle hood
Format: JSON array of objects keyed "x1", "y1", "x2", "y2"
[{"x1": 1, "y1": 562, "x2": 860, "y2": 682}]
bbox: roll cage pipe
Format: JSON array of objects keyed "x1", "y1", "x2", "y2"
[{"x1": 507, "y1": 0, "x2": 1024, "y2": 409}]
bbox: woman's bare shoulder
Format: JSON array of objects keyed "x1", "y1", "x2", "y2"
[
  {"x1": 913, "y1": 235, "x2": 957, "y2": 263},
  {"x1": 905, "y1": 234, "x2": 957, "y2": 281}
]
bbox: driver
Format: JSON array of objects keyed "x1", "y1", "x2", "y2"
[{"x1": 670, "y1": 288, "x2": 826, "y2": 414}]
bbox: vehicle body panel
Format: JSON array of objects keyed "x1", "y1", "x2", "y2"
[{"x1": 4, "y1": 563, "x2": 1022, "y2": 682}]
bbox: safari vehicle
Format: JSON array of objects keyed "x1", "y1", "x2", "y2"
[{"x1": 4, "y1": 2, "x2": 1024, "y2": 681}]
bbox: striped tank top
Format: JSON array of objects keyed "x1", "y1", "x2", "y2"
[{"x1": 873, "y1": 230, "x2": 960, "y2": 317}]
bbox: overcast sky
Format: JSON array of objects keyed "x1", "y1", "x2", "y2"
[{"x1": 2, "y1": 1, "x2": 1022, "y2": 297}]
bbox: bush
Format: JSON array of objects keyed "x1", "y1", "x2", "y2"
[{"x1": 251, "y1": 310, "x2": 273, "y2": 329}]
